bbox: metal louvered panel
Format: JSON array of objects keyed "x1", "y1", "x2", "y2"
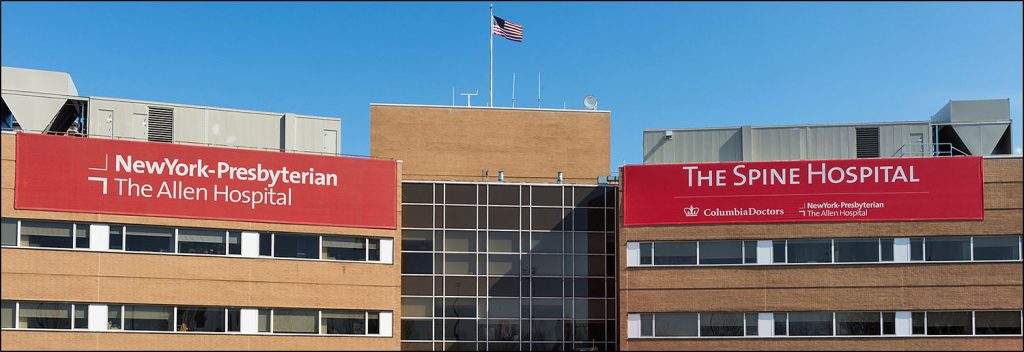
[
  {"x1": 855, "y1": 127, "x2": 880, "y2": 158},
  {"x1": 147, "y1": 106, "x2": 173, "y2": 143}
]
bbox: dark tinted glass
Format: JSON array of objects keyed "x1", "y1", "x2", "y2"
[
  {"x1": 273, "y1": 234, "x2": 319, "y2": 259},
  {"x1": 788, "y1": 312, "x2": 832, "y2": 336},
  {"x1": 19, "y1": 221, "x2": 73, "y2": 248},
  {"x1": 403, "y1": 183, "x2": 434, "y2": 204},
  {"x1": 445, "y1": 319, "x2": 476, "y2": 340},
  {"x1": 787, "y1": 240, "x2": 832, "y2": 263},
  {"x1": 836, "y1": 312, "x2": 880, "y2": 335},
  {"x1": 880, "y1": 239, "x2": 894, "y2": 261},
  {"x1": 259, "y1": 232, "x2": 272, "y2": 256},
  {"x1": 773, "y1": 240, "x2": 786, "y2": 263},
  {"x1": 655, "y1": 313, "x2": 698, "y2": 337},
  {"x1": 653, "y1": 242, "x2": 696, "y2": 265},
  {"x1": 700, "y1": 312, "x2": 744, "y2": 336},
  {"x1": 403, "y1": 205, "x2": 434, "y2": 228},
  {"x1": 834, "y1": 239, "x2": 879, "y2": 263},
  {"x1": 125, "y1": 226, "x2": 174, "y2": 253},
  {"x1": 572, "y1": 208, "x2": 605, "y2": 231},
  {"x1": 572, "y1": 187, "x2": 605, "y2": 207},
  {"x1": 530, "y1": 320, "x2": 563, "y2": 341},
  {"x1": 403, "y1": 230, "x2": 433, "y2": 251},
  {"x1": 402, "y1": 276, "x2": 433, "y2": 296},
  {"x1": 403, "y1": 253, "x2": 433, "y2": 274},
  {"x1": 489, "y1": 185, "x2": 520, "y2": 205},
  {"x1": 488, "y1": 277, "x2": 519, "y2": 297},
  {"x1": 488, "y1": 319, "x2": 520, "y2": 341},
  {"x1": 532, "y1": 278, "x2": 563, "y2": 297},
  {"x1": 910, "y1": 238, "x2": 924, "y2": 261},
  {"x1": 531, "y1": 187, "x2": 562, "y2": 206},
  {"x1": 640, "y1": 242, "x2": 652, "y2": 265},
  {"x1": 700, "y1": 241, "x2": 743, "y2": 264},
  {"x1": 531, "y1": 298, "x2": 562, "y2": 318},
  {"x1": 445, "y1": 184, "x2": 477, "y2": 204},
  {"x1": 445, "y1": 206, "x2": 477, "y2": 229},
  {"x1": 975, "y1": 311, "x2": 1022, "y2": 335},
  {"x1": 926, "y1": 311, "x2": 972, "y2": 335},
  {"x1": 743, "y1": 241, "x2": 757, "y2": 263},
  {"x1": 402, "y1": 319, "x2": 433, "y2": 340},
  {"x1": 925, "y1": 237, "x2": 971, "y2": 261},
  {"x1": 445, "y1": 298, "x2": 476, "y2": 317},
  {"x1": 973, "y1": 236, "x2": 1020, "y2": 260},
  {"x1": 488, "y1": 207, "x2": 520, "y2": 230},
  {"x1": 445, "y1": 277, "x2": 476, "y2": 296},
  {"x1": 532, "y1": 208, "x2": 566, "y2": 231},
  {"x1": 176, "y1": 307, "x2": 225, "y2": 332},
  {"x1": 531, "y1": 232, "x2": 563, "y2": 253}
]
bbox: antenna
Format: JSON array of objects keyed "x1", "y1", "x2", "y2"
[
  {"x1": 460, "y1": 90, "x2": 480, "y2": 107},
  {"x1": 451, "y1": 86, "x2": 455, "y2": 106},
  {"x1": 563, "y1": 101, "x2": 566, "y2": 109},
  {"x1": 537, "y1": 72, "x2": 541, "y2": 108},
  {"x1": 511, "y1": 72, "x2": 516, "y2": 108}
]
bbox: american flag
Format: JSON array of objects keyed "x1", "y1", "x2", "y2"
[{"x1": 492, "y1": 16, "x2": 523, "y2": 42}]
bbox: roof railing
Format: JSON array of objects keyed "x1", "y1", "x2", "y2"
[{"x1": 893, "y1": 142, "x2": 967, "y2": 157}]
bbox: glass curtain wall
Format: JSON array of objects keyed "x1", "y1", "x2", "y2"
[{"x1": 400, "y1": 182, "x2": 617, "y2": 351}]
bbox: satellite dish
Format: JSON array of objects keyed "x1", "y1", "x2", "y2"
[{"x1": 583, "y1": 95, "x2": 598, "y2": 110}]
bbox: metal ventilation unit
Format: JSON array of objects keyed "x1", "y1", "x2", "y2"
[{"x1": 147, "y1": 106, "x2": 174, "y2": 143}]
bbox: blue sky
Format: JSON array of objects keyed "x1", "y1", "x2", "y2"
[{"x1": 2, "y1": 2, "x2": 1021, "y2": 171}]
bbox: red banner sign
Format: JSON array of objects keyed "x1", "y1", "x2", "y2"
[
  {"x1": 15, "y1": 133, "x2": 397, "y2": 229},
  {"x1": 622, "y1": 157, "x2": 984, "y2": 226}
]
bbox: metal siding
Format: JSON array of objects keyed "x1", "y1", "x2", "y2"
[
  {"x1": 753, "y1": 127, "x2": 802, "y2": 161},
  {"x1": 879, "y1": 123, "x2": 930, "y2": 157}
]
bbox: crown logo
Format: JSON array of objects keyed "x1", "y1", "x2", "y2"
[{"x1": 684, "y1": 205, "x2": 699, "y2": 217}]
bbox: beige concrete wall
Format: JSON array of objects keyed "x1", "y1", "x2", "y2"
[
  {"x1": 370, "y1": 104, "x2": 610, "y2": 183},
  {"x1": 1, "y1": 132, "x2": 403, "y2": 350},
  {"x1": 618, "y1": 157, "x2": 1024, "y2": 351}
]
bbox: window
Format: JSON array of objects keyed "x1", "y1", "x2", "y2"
[
  {"x1": 273, "y1": 234, "x2": 319, "y2": 259},
  {"x1": 925, "y1": 237, "x2": 971, "y2": 261},
  {"x1": 786, "y1": 240, "x2": 832, "y2": 263},
  {"x1": 227, "y1": 232, "x2": 241, "y2": 255},
  {"x1": 834, "y1": 239, "x2": 879, "y2": 263},
  {"x1": 73, "y1": 304, "x2": 87, "y2": 329},
  {"x1": 745, "y1": 313, "x2": 758, "y2": 336},
  {"x1": 773, "y1": 240, "x2": 786, "y2": 263},
  {"x1": 774, "y1": 313, "x2": 787, "y2": 336},
  {"x1": 445, "y1": 231, "x2": 476, "y2": 252},
  {"x1": 257, "y1": 309, "x2": 271, "y2": 333},
  {"x1": 402, "y1": 319, "x2": 432, "y2": 340},
  {"x1": 20, "y1": 221, "x2": 73, "y2": 249},
  {"x1": 640, "y1": 314, "x2": 653, "y2": 337},
  {"x1": 489, "y1": 231, "x2": 519, "y2": 253},
  {"x1": 259, "y1": 232, "x2": 272, "y2": 256},
  {"x1": 75, "y1": 224, "x2": 89, "y2": 249},
  {"x1": 488, "y1": 319, "x2": 520, "y2": 341},
  {"x1": 108, "y1": 305, "x2": 122, "y2": 330},
  {"x1": 125, "y1": 226, "x2": 174, "y2": 253},
  {"x1": 177, "y1": 229, "x2": 226, "y2": 255},
  {"x1": 489, "y1": 298, "x2": 519, "y2": 318},
  {"x1": 926, "y1": 311, "x2": 972, "y2": 335},
  {"x1": 654, "y1": 313, "x2": 698, "y2": 337},
  {"x1": 836, "y1": 312, "x2": 881, "y2": 335},
  {"x1": 109, "y1": 226, "x2": 124, "y2": 250},
  {"x1": 488, "y1": 255, "x2": 519, "y2": 276},
  {"x1": 975, "y1": 311, "x2": 1022, "y2": 335},
  {"x1": 123, "y1": 305, "x2": 173, "y2": 331},
  {"x1": 227, "y1": 308, "x2": 241, "y2": 332},
  {"x1": 531, "y1": 255, "x2": 562, "y2": 276},
  {"x1": 912, "y1": 312, "x2": 925, "y2": 335},
  {"x1": 403, "y1": 205, "x2": 434, "y2": 228},
  {"x1": 531, "y1": 232, "x2": 563, "y2": 253},
  {"x1": 19, "y1": 302, "x2": 70, "y2": 329},
  {"x1": 403, "y1": 183, "x2": 434, "y2": 204},
  {"x1": 403, "y1": 298, "x2": 432, "y2": 318},
  {"x1": 402, "y1": 253, "x2": 433, "y2": 274},
  {"x1": 367, "y1": 312, "x2": 380, "y2": 335},
  {"x1": 788, "y1": 312, "x2": 832, "y2": 336},
  {"x1": 445, "y1": 254, "x2": 476, "y2": 275},
  {"x1": 699, "y1": 241, "x2": 743, "y2": 265},
  {"x1": 1, "y1": 218, "x2": 16, "y2": 246},
  {"x1": 700, "y1": 313, "x2": 744, "y2": 336},
  {"x1": 882, "y1": 312, "x2": 895, "y2": 335},
  {"x1": 403, "y1": 230, "x2": 433, "y2": 251},
  {"x1": 743, "y1": 241, "x2": 757, "y2": 264},
  {"x1": 1, "y1": 301, "x2": 14, "y2": 328},
  {"x1": 653, "y1": 242, "x2": 696, "y2": 265},
  {"x1": 323, "y1": 236, "x2": 366, "y2": 261},
  {"x1": 973, "y1": 236, "x2": 1020, "y2": 261},
  {"x1": 880, "y1": 239, "x2": 894, "y2": 262},
  {"x1": 176, "y1": 307, "x2": 225, "y2": 332},
  {"x1": 322, "y1": 310, "x2": 366, "y2": 335},
  {"x1": 910, "y1": 238, "x2": 924, "y2": 261},
  {"x1": 273, "y1": 309, "x2": 318, "y2": 334},
  {"x1": 639, "y1": 243, "x2": 652, "y2": 265}
]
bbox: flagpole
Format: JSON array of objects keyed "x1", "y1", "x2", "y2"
[{"x1": 489, "y1": 2, "x2": 494, "y2": 108}]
